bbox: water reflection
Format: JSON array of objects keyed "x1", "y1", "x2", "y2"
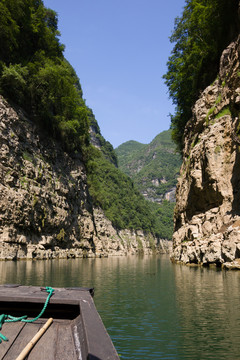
[
  {"x1": 0, "y1": 256, "x2": 240, "y2": 359},
  {"x1": 173, "y1": 265, "x2": 240, "y2": 360},
  {"x1": 0, "y1": 256, "x2": 179, "y2": 359}
]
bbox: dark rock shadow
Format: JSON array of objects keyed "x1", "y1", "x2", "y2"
[{"x1": 230, "y1": 131, "x2": 240, "y2": 216}]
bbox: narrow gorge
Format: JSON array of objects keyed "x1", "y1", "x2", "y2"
[{"x1": 0, "y1": 96, "x2": 167, "y2": 260}]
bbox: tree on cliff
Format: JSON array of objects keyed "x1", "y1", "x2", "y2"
[
  {"x1": 0, "y1": 0, "x2": 89, "y2": 152},
  {"x1": 164, "y1": 0, "x2": 239, "y2": 152},
  {"x1": 0, "y1": 0, "x2": 167, "y2": 237}
]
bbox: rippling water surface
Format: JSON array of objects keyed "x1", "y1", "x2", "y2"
[{"x1": 1, "y1": 255, "x2": 240, "y2": 359}]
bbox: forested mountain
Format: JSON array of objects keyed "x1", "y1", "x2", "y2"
[
  {"x1": 115, "y1": 141, "x2": 145, "y2": 171},
  {"x1": 116, "y1": 130, "x2": 181, "y2": 203},
  {"x1": 115, "y1": 130, "x2": 182, "y2": 239},
  {"x1": 0, "y1": 0, "x2": 169, "y2": 242}
]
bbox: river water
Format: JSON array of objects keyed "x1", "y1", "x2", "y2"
[{"x1": 0, "y1": 255, "x2": 240, "y2": 360}]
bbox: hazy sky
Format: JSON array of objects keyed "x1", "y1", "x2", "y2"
[{"x1": 43, "y1": 0, "x2": 186, "y2": 148}]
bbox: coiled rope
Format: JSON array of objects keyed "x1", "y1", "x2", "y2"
[{"x1": 0, "y1": 286, "x2": 54, "y2": 343}]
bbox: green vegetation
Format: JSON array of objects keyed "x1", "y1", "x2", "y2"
[
  {"x1": 164, "y1": 0, "x2": 239, "y2": 152},
  {"x1": 87, "y1": 146, "x2": 155, "y2": 232},
  {"x1": 88, "y1": 108, "x2": 118, "y2": 166},
  {"x1": 87, "y1": 146, "x2": 174, "y2": 239},
  {"x1": 32, "y1": 194, "x2": 38, "y2": 207},
  {"x1": 116, "y1": 130, "x2": 181, "y2": 202},
  {"x1": 57, "y1": 228, "x2": 65, "y2": 242},
  {"x1": 0, "y1": 0, "x2": 89, "y2": 153},
  {"x1": 115, "y1": 130, "x2": 181, "y2": 239},
  {"x1": 206, "y1": 106, "x2": 217, "y2": 125},
  {"x1": 150, "y1": 201, "x2": 175, "y2": 240},
  {"x1": 215, "y1": 107, "x2": 231, "y2": 119},
  {"x1": 23, "y1": 151, "x2": 33, "y2": 163},
  {"x1": 0, "y1": 0, "x2": 176, "y2": 239},
  {"x1": 214, "y1": 146, "x2": 221, "y2": 154},
  {"x1": 115, "y1": 140, "x2": 145, "y2": 176}
]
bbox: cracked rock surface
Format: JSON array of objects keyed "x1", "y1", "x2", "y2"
[
  {"x1": 172, "y1": 36, "x2": 240, "y2": 269},
  {"x1": 0, "y1": 96, "x2": 168, "y2": 260}
]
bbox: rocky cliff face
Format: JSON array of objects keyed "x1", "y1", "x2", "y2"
[
  {"x1": 172, "y1": 36, "x2": 240, "y2": 269},
  {"x1": 0, "y1": 96, "x2": 167, "y2": 260}
]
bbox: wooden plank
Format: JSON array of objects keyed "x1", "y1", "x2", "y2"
[
  {"x1": 16, "y1": 318, "x2": 53, "y2": 360},
  {"x1": 28, "y1": 320, "x2": 57, "y2": 360},
  {"x1": 72, "y1": 315, "x2": 86, "y2": 360},
  {"x1": 0, "y1": 285, "x2": 119, "y2": 359},
  {"x1": 79, "y1": 293, "x2": 120, "y2": 360},
  {"x1": 55, "y1": 323, "x2": 77, "y2": 360},
  {"x1": 0, "y1": 322, "x2": 25, "y2": 359},
  {"x1": 3, "y1": 322, "x2": 41, "y2": 360},
  {"x1": 0, "y1": 286, "x2": 93, "y2": 305}
]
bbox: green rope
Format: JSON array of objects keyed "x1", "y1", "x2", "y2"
[{"x1": 0, "y1": 286, "x2": 54, "y2": 343}]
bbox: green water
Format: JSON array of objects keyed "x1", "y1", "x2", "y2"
[{"x1": 0, "y1": 255, "x2": 240, "y2": 359}]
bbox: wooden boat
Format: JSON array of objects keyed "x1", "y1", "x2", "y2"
[{"x1": 0, "y1": 285, "x2": 119, "y2": 359}]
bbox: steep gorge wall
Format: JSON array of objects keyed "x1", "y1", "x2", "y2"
[
  {"x1": 0, "y1": 96, "x2": 167, "y2": 260},
  {"x1": 172, "y1": 36, "x2": 240, "y2": 269}
]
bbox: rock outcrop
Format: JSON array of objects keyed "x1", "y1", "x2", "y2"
[
  {"x1": 0, "y1": 96, "x2": 168, "y2": 260},
  {"x1": 172, "y1": 36, "x2": 240, "y2": 269}
]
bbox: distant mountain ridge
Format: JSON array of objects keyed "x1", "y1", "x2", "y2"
[{"x1": 115, "y1": 130, "x2": 182, "y2": 203}]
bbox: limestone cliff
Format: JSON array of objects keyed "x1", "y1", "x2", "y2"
[
  {"x1": 0, "y1": 96, "x2": 167, "y2": 260},
  {"x1": 172, "y1": 36, "x2": 240, "y2": 269}
]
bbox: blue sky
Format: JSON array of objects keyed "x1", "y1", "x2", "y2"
[{"x1": 43, "y1": 0, "x2": 186, "y2": 148}]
